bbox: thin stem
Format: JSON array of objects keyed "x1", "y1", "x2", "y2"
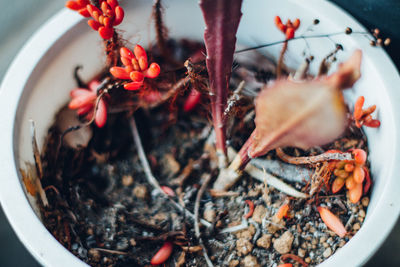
[
  {"x1": 194, "y1": 174, "x2": 214, "y2": 267},
  {"x1": 129, "y1": 117, "x2": 212, "y2": 228},
  {"x1": 277, "y1": 41, "x2": 288, "y2": 78},
  {"x1": 235, "y1": 31, "x2": 369, "y2": 54}
]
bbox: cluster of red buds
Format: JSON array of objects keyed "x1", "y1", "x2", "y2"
[
  {"x1": 274, "y1": 16, "x2": 300, "y2": 40},
  {"x1": 110, "y1": 45, "x2": 161, "y2": 90},
  {"x1": 68, "y1": 80, "x2": 108, "y2": 128},
  {"x1": 353, "y1": 96, "x2": 380, "y2": 128},
  {"x1": 331, "y1": 149, "x2": 370, "y2": 203},
  {"x1": 66, "y1": 0, "x2": 124, "y2": 39}
]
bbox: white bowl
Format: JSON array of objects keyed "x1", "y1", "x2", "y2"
[{"x1": 0, "y1": 0, "x2": 399, "y2": 266}]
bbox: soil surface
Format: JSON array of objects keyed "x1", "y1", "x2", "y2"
[{"x1": 35, "y1": 40, "x2": 371, "y2": 267}]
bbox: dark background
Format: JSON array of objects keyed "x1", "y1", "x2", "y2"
[{"x1": 0, "y1": 0, "x2": 399, "y2": 266}]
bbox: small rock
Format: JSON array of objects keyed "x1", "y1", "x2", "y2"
[
  {"x1": 361, "y1": 197, "x2": 369, "y2": 207},
  {"x1": 87, "y1": 228, "x2": 94, "y2": 236},
  {"x1": 320, "y1": 236, "x2": 327, "y2": 243},
  {"x1": 161, "y1": 154, "x2": 180, "y2": 177},
  {"x1": 353, "y1": 222, "x2": 361, "y2": 231},
  {"x1": 338, "y1": 240, "x2": 346, "y2": 247},
  {"x1": 133, "y1": 185, "x2": 148, "y2": 199},
  {"x1": 252, "y1": 205, "x2": 267, "y2": 224},
  {"x1": 129, "y1": 238, "x2": 136, "y2": 246},
  {"x1": 305, "y1": 257, "x2": 311, "y2": 263},
  {"x1": 298, "y1": 248, "x2": 306, "y2": 258},
  {"x1": 88, "y1": 248, "x2": 101, "y2": 261},
  {"x1": 236, "y1": 238, "x2": 253, "y2": 256},
  {"x1": 256, "y1": 234, "x2": 272, "y2": 249},
  {"x1": 323, "y1": 247, "x2": 332, "y2": 258},
  {"x1": 122, "y1": 175, "x2": 134, "y2": 186},
  {"x1": 358, "y1": 209, "x2": 366, "y2": 218},
  {"x1": 116, "y1": 238, "x2": 129, "y2": 250},
  {"x1": 248, "y1": 185, "x2": 262, "y2": 197},
  {"x1": 309, "y1": 227, "x2": 316, "y2": 234},
  {"x1": 267, "y1": 216, "x2": 285, "y2": 234},
  {"x1": 229, "y1": 259, "x2": 240, "y2": 267},
  {"x1": 323, "y1": 242, "x2": 329, "y2": 248},
  {"x1": 311, "y1": 238, "x2": 318, "y2": 245},
  {"x1": 235, "y1": 224, "x2": 256, "y2": 240},
  {"x1": 241, "y1": 255, "x2": 261, "y2": 267},
  {"x1": 203, "y1": 202, "x2": 216, "y2": 223},
  {"x1": 273, "y1": 230, "x2": 294, "y2": 254}
]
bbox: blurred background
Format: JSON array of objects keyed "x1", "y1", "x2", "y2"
[{"x1": 0, "y1": 0, "x2": 399, "y2": 266}]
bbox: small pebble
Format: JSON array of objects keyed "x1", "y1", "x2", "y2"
[
  {"x1": 229, "y1": 259, "x2": 240, "y2": 267},
  {"x1": 358, "y1": 209, "x2": 366, "y2": 218},
  {"x1": 273, "y1": 230, "x2": 294, "y2": 254},
  {"x1": 305, "y1": 257, "x2": 311, "y2": 263},
  {"x1": 353, "y1": 222, "x2": 361, "y2": 231},
  {"x1": 256, "y1": 234, "x2": 272, "y2": 249},
  {"x1": 88, "y1": 248, "x2": 101, "y2": 261},
  {"x1": 320, "y1": 236, "x2": 326, "y2": 243},
  {"x1": 252, "y1": 205, "x2": 267, "y2": 224},
  {"x1": 323, "y1": 247, "x2": 332, "y2": 258},
  {"x1": 132, "y1": 185, "x2": 148, "y2": 199},
  {"x1": 298, "y1": 248, "x2": 306, "y2": 258},
  {"x1": 121, "y1": 175, "x2": 133, "y2": 186},
  {"x1": 161, "y1": 154, "x2": 180, "y2": 177},
  {"x1": 235, "y1": 224, "x2": 256, "y2": 240},
  {"x1": 241, "y1": 255, "x2": 261, "y2": 267},
  {"x1": 236, "y1": 238, "x2": 253, "y2": 256},
  {"x1": 361, "y1": 197, "x2": 369, "y2": 207},
  {"x1": 267, "y1": 216, "x2": 284, "y2": 234},
  {"x1": 203, "y1": 202, "x2": 216, "y2": 223},
  {"x1": 384, "y1": 38, "x2": 391, "y2": 46},
  {"x1": 129, "y1": 238, "x2": 136, "y2": 246}
]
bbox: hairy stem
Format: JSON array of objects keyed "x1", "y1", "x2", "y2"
[{"x1": 276, "y1": 41, "x2": 288, "y2": 78}]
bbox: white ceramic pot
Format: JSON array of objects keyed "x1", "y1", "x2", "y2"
[{"x1": 0, "y1": 0, "x2": 399, "y2": 266}]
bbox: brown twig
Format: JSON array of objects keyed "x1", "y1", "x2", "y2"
[
  {"x1": 153, "y1": 0, "x2": 181, "y2": 67},
  {"x1": 92, "y1": 248, "x2": 127, "y2": 255},
  {"x1": 277, "y1": 41, "x2": 288, "y2": 78},
  {"x1": 194, "y1": 174, "x2": 214, "y2": 267},
  {"x1": 276, "y1": 148, "x2": 352, "y2": 165}
]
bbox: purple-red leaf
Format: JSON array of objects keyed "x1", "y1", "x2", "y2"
[{"x1": 199, "y1": 0, "x2": 243, "y2": 161}]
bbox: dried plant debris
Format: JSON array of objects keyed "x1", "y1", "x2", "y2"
[{"x1": 36, "y1": 39, "x2": 372, "y2": 267}]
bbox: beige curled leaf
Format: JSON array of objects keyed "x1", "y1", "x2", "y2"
[{"x1": 249, "y1": 50, "x2": 362, "y2": 158}]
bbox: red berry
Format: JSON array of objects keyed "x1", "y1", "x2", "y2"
[
  {"x1": 110, "y1": 67, "x2": 131, "y2": 80},
  {"x1": 150, "y1": 241, "x2": 173, "y2": 265},
  {"x1": 88, "y1": 20, "x2": 101, "y2": 31},
  {"x1": 98, "y1": 26, "x2": 114, "y2": 39},
  {"x1": 113, "y1": 6, "x2": 124, "y2": 26},
  {"x1": 124, "y1": 81, "x2": 143, "y2": 90},
  {"x1": 143, "y1": 63, "x2": 160, "y2": 78},
  {"x1": 352, "y1": 149, "x2": 367, "y2": 165}
]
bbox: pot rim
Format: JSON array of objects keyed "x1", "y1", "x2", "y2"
[{"x1": 0, "y1": 1, "x2": 399, "y2": 266}]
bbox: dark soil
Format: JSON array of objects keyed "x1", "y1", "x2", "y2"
[{"x1": 36, "y1": 40, "x2": 371, "y2": 267}]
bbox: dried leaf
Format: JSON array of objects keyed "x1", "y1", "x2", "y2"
[
  {"x1": 249, "y1": 51, "x2": 362, "y2": 158},
  {"x1": 317, "y1": 206, "x2": 347, "y2": 237}
]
